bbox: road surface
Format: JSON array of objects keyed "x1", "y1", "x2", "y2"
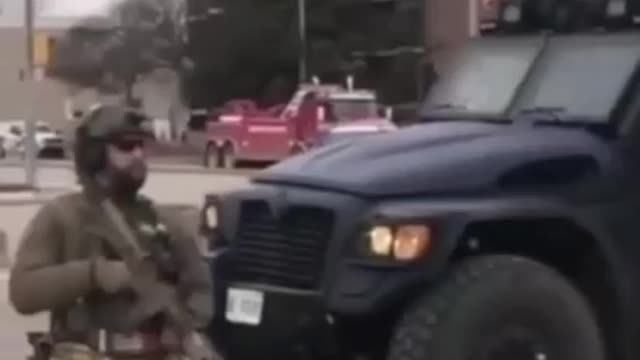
[
  {"x1": 0, "y1": 161, "x2": 254, "y2": 204},
  {"x1": 0, "y1": 162, "x2": 253, "y2": 359}
]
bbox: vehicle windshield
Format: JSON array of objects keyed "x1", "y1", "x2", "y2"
[
  {"x1": 511, "y1": 33, "x2": 640, "y2": 121},
  {"x1": 420, "y1": 36, "x2": 544, "y2": 117},
  {"x1": 329, "y1": 98, "x2": 378, "y2": 121}
]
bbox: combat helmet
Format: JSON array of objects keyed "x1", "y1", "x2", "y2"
[{"x1": 73, "y1": 103, "x2": 153, "y2": 181}]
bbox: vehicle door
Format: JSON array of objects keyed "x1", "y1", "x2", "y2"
[{"x1": 244, "y1": 96, "x2": 313, "y2": 160}]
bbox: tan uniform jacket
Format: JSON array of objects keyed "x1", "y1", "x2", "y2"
[{"x1": 8, "y1": 190, "x2": 213, "y2": 345}]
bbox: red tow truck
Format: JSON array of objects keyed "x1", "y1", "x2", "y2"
[{"x1": 202, "y1": 80, "x2": 396, "y2": 168}]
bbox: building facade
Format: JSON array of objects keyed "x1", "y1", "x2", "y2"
[
  {"x1": 0, "y1": 0, "x2": 106, "y2": 129},
  {"x1": 0, "y1": 0, "x2": 187, "y2": 136}
]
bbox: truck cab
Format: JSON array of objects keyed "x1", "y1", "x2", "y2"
[{"x1": 202, "y1": 81, "x2": 394, "y2": 168}]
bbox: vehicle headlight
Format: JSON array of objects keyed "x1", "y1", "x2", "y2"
[
  {"x1": 204, "y1": 204, "x2": 219, "y2": 229},
  {"x1": 200, "y1": 195, "x2": 226, "y2": 254},
  {"x1": 370, "y1": 226, "x2": 394, "y2": 255},
  {"x1": 367, "y1": 224, "x2": 432, "y2": 261},
  {"x1": 200, "y1": 194, "x2": 222, "y2": 233}
]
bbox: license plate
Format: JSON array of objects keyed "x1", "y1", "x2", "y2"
[{"x1": 225, "y1": 288, "x2": 264, "y2": 326}]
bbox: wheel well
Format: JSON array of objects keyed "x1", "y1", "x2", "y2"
[
  {"x1": 291, "y1": 142, "x2": 306, "y2": 153},
  {"x1": 206, "y1": 140, "x2": 234, "y2": 149},
  {"x1": 452, "y1": 218, "x2": 619, "y2": 358},
  {"x1": 222, "y1": 140, "x2": 234, "y2": 151}
]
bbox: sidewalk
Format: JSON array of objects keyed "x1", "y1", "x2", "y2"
[{"x1": 0, "y1": 187, "x2": 72, "y2": 204}]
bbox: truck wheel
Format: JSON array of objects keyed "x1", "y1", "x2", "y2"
[
  {"x1": 291, "y1": 143, "x2": 305, "y2": 155},
  {"x1": 203, "y1": 143, "x2": 217, "y2": 168},
  {"x1": 220, "y1": 144, "x2": 236, "y2": 169},
  {"x1": 387, "y1": 255, "x2": 604, "y2": 360}
]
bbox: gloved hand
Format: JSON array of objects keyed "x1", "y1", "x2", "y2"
[
  {"x1": 182, "y1": 331, "x2": 224, "y2": 360},
  {"x1": 91, "y1": 256, "x2": 132, "y2": 294}
]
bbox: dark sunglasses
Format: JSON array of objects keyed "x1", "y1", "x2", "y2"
[{"x1": 111, "y1": 139, "x2": 146, "y2": 152}]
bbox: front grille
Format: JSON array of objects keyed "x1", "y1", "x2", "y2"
[{"x1": 230, "y1": 200, "x2": 334, "y2": 289}]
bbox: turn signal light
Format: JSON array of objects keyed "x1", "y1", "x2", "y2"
[
  {"x1": 393, "y1": 225, "x2": 432, "y2": 261},
  {"x1": 368, "y1": 225, "x2": 432, "y2": 261}
]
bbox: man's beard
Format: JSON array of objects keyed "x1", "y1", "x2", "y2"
[{"x1": 104, "y1": 160, "x2": 147, "y2": 196}]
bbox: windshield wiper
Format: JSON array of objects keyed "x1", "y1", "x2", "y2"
[
  {"x1": 516, "y1": 106, "x2": 569, "y2": 124},
  {"x1": 429, "y1": 103, "x2": 469, "y2": 111}
]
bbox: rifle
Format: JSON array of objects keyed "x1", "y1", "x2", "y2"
[{"x1": 99, "y1": 199, "x2": 222, "y2": 360}]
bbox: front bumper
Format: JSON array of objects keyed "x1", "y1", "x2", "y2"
[
  {"x1": 209, "y1": 262, "x2": 338, "y2": 360},
  {"x1": 205, "y1": 183, "x2": 460, "y2": 358}
]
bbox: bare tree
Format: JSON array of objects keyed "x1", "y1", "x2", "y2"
[{"x1": 47, "y1": 0, "x2": 189, "y2": 107}]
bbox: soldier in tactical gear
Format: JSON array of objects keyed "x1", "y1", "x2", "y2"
[{"x1": 9, "y1": 104, "x2": 221, "y2": 360}]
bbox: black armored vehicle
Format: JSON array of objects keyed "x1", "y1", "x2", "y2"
[{"x1": 201, "y1": 1, "x2": 640, "y2": 359}]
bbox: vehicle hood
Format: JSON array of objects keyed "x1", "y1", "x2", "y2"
[{"x1": 253, "y1": 121, "x2": 615, "y2": 197}]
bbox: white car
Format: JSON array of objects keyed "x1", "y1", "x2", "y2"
[
  {"x1": 0, "y1": 136, "x2": 6, "y2": 158},
  {"x1": 0, "y1": 122, "x2": 23, "y2": 152},
  {"x1": 0, "y1": 121, "x2": 66, "y2": 158}
]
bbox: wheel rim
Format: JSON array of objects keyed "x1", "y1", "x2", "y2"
[
  {"x1": 223, "y1": 147, "x2": 233, "y2": 168},
  {"x1": 205, "y1": 145, "x2": 215, "y2": 167},
  {"x1": 208, "y1": 147, "x2": 217, "y2": 167},
  {"x1": 472, "y1": 326, "x2": 548, "y2": 360}
]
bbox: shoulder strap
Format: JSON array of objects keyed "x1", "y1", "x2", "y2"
[{"x1": 50, "y1": 194, "x2": 104, "y2": 259}]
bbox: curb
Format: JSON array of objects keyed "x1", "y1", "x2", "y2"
[
  {"x1": 0, "y1": 187, "x2": 75, "y2": 206},
  {"x1": 0, "y1": 159, "x2": 260, "y2": 177}
]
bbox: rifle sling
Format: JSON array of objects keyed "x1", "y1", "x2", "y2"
[{"x1": 97, "y1": 199, "x2": 196, "y2": 336}]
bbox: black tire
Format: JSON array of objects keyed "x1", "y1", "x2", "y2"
[
  {"x1": 220, "y1": 144, "x2": 236, "y2": 169},
  {"x1": 203, "y1": 142, "x2": 217, "y2": 168},
  {"x1": 387, "y1": 255, "x2": 605, "y2": 360},
  {"x1": 291, "y1": 143, "x2": 305, "y2": 155}
]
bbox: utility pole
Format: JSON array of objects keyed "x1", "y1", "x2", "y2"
[
  {"x1": 23, "y1": 0, "x2": 37, "y2": 188},
  {"x1": 298, "y1": 0, "x2": 307, "y2": 84}
]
